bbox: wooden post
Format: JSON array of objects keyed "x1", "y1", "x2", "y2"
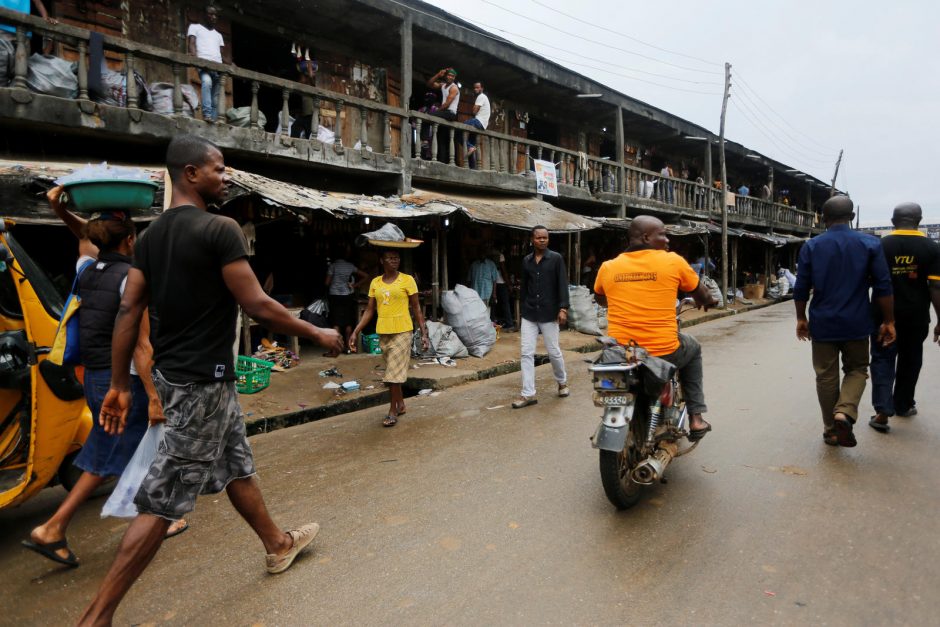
[
  {"x1": 414, "y1": 119, "x2": 422, "y2": 158},
  {"x1": 442, "y1": 227, "x2": 450, "y2": 292},
  {"x1": 448, "y1": 127, "x2": 456, "y2": 165},
  {"x1": 566, "y1": 234, "x2": 572, "y2": 282},
  {"x1": 400, "y1": 14, "x2": 413, "y2": 192},
  {"x1": 830, "y1": 149, "x2": 843, "y2": 196},
  {"x1": 718, "y1": 62, "x2": 732, "y2": 308},
  {"x1": 383, "y1": 111, "x2": 391, "y2": 155},
  {"x1": 616, "y1": 105, "x2": 625, "y2": 216},
  {"x1": 731, "y1": 237, "x2": 739, "y2": 303},
  {"x1": 431, "y1": 231, "x2": 440, "y2": 320},
  {"x1": 768, "y1": 166, "x2": 775, "y2": 232},
  {"x1": 431, "y1": 123, "x2": 439, "y2": 161},
  {"x1": 574, "y1": 231, "x2": 582, "y2": 286},
  {"x1": 311, "y1": 97, "x2": 320, "y2": 142}
]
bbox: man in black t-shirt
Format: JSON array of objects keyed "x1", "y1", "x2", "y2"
[
  {"x1": 869, "y1": 202, "x2": 940, "y2": 433},
  {"x1": 79, "y1": 135, "x2": 343, "y2": 625}
]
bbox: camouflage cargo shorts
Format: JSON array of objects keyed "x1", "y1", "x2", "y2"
[{"x1": 134, "y1": 370, "x2": 256, "y2": 520}]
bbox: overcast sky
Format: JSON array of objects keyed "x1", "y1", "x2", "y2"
[{"x1": 421, "y1": 0, "x2": 937, "y2": 225}]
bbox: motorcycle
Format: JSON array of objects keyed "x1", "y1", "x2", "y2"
[{"x1": 589, "y1": 298, "x2": 700, "y2": 509}]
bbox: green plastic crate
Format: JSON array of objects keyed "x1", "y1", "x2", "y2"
[
  {"x1": 236, "y1": 355, "x2": 272, "y2": 394},
  {"x1": 61, "y1": 179, "x2": 159, "y2": 213}
]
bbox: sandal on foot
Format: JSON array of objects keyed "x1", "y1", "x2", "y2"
[
  {"x1": 823, "y1": 430, "x2": 839, "y2": 446},
  {"x1": 383, "y1": 414, "x2": 398, "y2": 427},
  {"x1": 833, "y1": 419, "x2": 857, "y2": 447},
  {"x1": 21, "y1": 538, "x2": 79, "y2": 567},
  {"x1": 868, "y1": 415, "x2": 890, "y2": 433},
  {"x1": 688, "y1": 422, "x2": 712, "y2": 442},
  {"x1": 165, "y1": 519, "x2": 189, "y2": 539}
]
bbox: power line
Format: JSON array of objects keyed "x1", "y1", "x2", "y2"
[
  {"x1": 478, "y1": 0, "x2": 724, "y2": 75},
  {"x1": 735, "y1": 94, "x2": 831, "y2": 163},
  {"x1": 526, "y1": 0, "x2": 721, "y2": 68},
  {"x1": 483, "y1": 29, "x2": 721, "y2": 86},
  {"x1": 536, "y1": 51, "x2": 722, "y2": 95},
  {"x1": 730, "y1": 99, "x2": 831, "y2": 171},
  {"x1": 734, "y1": 70, "x2": 839, "y2": 152},
  {"x1": 732, "y1": 96, "x2": 834, "y2": 166},
  {"x1": 732, "y1": 87, "x2": 834, "y2": 159}
]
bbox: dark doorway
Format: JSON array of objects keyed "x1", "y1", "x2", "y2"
[{"x1": 230, "y1": 22, "x2": 297, "y2": 132}]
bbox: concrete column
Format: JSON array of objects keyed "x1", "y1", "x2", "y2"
[
  {"x1": 399, "y1": 14, "x2": 413, "y2": 193},
  {"x1": 615, "y1": 105, "x2": 625, "y2": 217}
]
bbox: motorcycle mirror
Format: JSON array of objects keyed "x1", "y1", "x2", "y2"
[{"x1": 0, "y1": 245, "x2": 10, "y2": 273}]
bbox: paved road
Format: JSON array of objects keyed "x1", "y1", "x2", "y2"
[{"x1": 2, "y1": 303, "x2": 939, "y2": 625}]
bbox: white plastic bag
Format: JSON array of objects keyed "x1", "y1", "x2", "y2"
[
  {"x1": 101, "y1": 423, "x2": 163, "y2": 519},
  {"x1": 443, "y1": 284, "x2": 496, "y2": 357},
  {"x1": 567, "y1": 285, "x2": 601, "y2": 335}
]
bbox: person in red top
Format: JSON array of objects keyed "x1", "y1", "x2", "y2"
[{"x1": 594, "y1": 216, "x2": 718, "y2": 440}]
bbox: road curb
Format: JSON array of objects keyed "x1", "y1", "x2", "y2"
[{"x1": 244, "y1": 298, "x2": 788, "y2": 436}]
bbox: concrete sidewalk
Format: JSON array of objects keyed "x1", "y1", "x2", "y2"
[{"x1": 240, "y1": 296, "x2": 787, "y2": 435}]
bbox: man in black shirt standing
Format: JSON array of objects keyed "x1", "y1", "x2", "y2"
[
  {"x1": 79, "y1": 135, "x2": 343, "y2": 625},
  {"x1": 512, "y1": 225, "x2": 570, "y2": 409},
  {"x1": 869, "y1": 202, "x2": 940, "y2": 433}
]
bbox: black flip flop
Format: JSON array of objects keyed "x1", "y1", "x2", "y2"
[
  {"x1": 868, "y1": 416, "x2": 890, "y2": 433},
  {"x1": 688, "y1": 422, "x2": 712, "y2": 442},
  {"x1": 833, "y1": 419, "x2": 857, "y2": 447},
  {"x1": 21, "y1": 538, "x2": 79, "y2": 568}
]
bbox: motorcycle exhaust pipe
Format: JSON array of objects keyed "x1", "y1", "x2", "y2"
[{"x1": 631, "y1": 442, "x2": 678, "y2": 485}]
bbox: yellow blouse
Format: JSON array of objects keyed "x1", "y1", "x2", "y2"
[{"x1": 368, "y1": 273, "x2": 418, "y2": 334}]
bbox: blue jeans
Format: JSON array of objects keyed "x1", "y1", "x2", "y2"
[
  {"x1": 199, "y1": 70, "x2": 220, "y2": 121},
  {"x1": 465, "y1": 118, "x2": 484, "y2": 168}
]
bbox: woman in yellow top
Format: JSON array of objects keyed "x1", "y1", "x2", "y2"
[{"x1": 350, "y1": 250, "x2": 429, "y2": 427}]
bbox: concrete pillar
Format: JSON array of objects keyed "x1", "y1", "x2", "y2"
[
  {"x1": 399, "y1": 14, "x2": 413, "y2": 194},
  {"x1": 615, "y1": 105, "x2": 625, "y2": 217}
]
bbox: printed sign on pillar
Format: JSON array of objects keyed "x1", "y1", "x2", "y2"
[{"x1": 534, "y1": 159, "x2": 558, "y2": 197}]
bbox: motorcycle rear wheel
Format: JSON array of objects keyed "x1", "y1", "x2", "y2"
[{"x1": 599, "y1": 446, "x2": 642, "y2": 510}]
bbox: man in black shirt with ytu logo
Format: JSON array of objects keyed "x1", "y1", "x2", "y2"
[
  {"x1": 869, "y1": 202, "x2": 940, "y2": 433},
  {"x1": 79, "y1": 135, "x2": 343, "y2": 625}
]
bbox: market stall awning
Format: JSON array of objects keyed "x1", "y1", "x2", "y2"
[
  {"x1": 0, "y1": 159, "x2": 165, "y2": 223},
  {"x1": 225, "y1": 171, "x2": 456, "y2": 219},
  {"x1": 591, "y1": 216, "x2": 709, "y2": 236},
  {"x1": 402, "y1": 189, "x2": 600, "y2": 233}
]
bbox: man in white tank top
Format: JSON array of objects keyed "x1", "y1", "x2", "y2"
[{"x1": 426, "y1": 68, "x2": 460, "y2": 161}]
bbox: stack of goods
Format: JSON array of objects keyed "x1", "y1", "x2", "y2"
[{"x1": 252, "y1": 339, "x2": 299, "y2": 371}]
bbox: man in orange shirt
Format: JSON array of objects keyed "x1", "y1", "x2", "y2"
[{"x1": 594, "y1": 216, "x2": 718, "y2": 440}]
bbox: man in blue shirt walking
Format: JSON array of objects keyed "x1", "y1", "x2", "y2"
[{"x1": 793, "y1": 196, "x2": 895, "y2": 447}]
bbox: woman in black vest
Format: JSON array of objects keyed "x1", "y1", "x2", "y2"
[{"x1": 24, "y1": 209, "x2": 184, "y2": 567}]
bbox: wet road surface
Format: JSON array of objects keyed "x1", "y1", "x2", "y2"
[{"x1": 2, "y1": 303, "x2": 939, "y2": 625}]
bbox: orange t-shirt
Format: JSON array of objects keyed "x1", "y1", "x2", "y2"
[{"x1": 594, "y1": 249, "x2": 700, "y2": 355}]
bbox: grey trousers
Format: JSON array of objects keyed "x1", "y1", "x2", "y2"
[{"x1": 659, "y1": 333, "x2": 707, "y2": 414}]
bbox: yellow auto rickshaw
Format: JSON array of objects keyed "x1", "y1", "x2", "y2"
[{"x1": 0, "y1": 220, "x2": 92, "y2": 510}]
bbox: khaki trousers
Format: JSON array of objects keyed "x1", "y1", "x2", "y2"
[{"x1": 811, "y1": 339, "x2": 870, "y2": 430}]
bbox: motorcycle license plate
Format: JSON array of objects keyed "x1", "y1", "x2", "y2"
[{"x1": 593, "y1": 392, "x2": 633, "y2": 407}]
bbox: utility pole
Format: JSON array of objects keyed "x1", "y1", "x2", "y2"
[
  {"x1": 718, "y1": 62, "x2": 731, "y2": 308},
  {"x1": 829, "y1": 148, "x2": 843, "y2": 197}
]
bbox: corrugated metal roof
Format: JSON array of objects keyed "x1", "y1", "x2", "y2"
[
  {"x1": 402, "y1": 189, "x2": 599, "y2": 233},
  {"x1": 592, "y1": 216, "x2": 709, "y2": 236},
  {"x1": 0, "y1": 159, "x2": 165, "y2": 223}
]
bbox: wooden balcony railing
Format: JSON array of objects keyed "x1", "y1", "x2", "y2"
[{"x1": 0, "y1": 7, "x2": 815, "y2": 230}]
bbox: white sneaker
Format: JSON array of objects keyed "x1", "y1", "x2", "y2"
[{"x1": 558, "y1": 383, "x2": 570, "y2": 397}]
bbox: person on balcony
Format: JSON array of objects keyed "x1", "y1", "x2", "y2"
[
  {"x1": 0, "y1": 0, "x2": 55, "y2": 85},
  {"x1": 659, "y1": 162, "x2": 675, "y2": 204},
  {"x1": 465, "y1": 81, "x2": 490, "y2": 169},
  {"x1": 290, "y1": 53, "x2": 317, "y2": 139},
  {"x1": 427, "y1": 67, "x2": 460, "y2": 161},
  {"x1": 187, "y1": 5, "x2": 228, "y2": 123}
]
